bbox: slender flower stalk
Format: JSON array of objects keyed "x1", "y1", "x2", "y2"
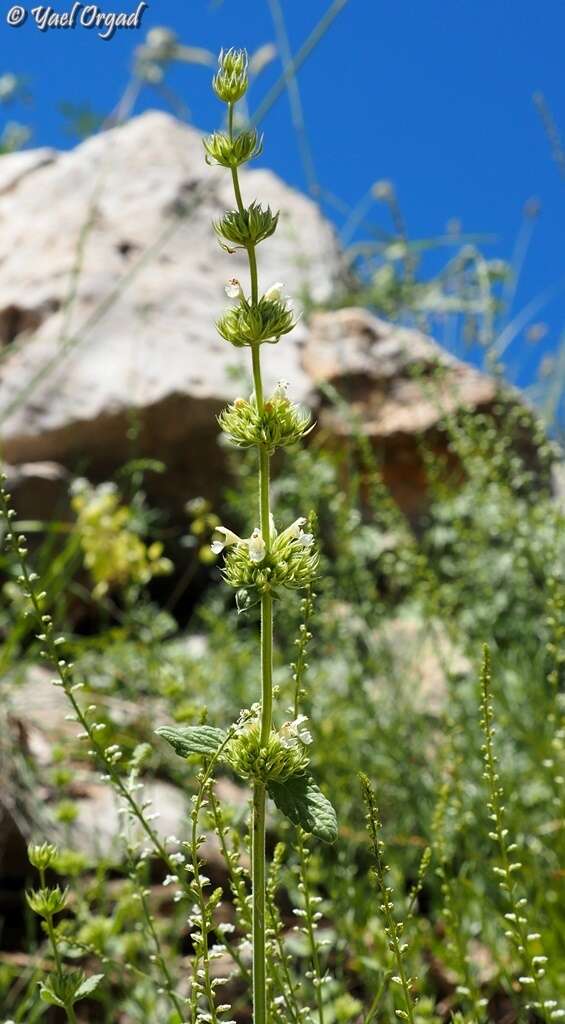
[
  {"x1": 360, "y1": 773, "x2": 418, "y2": 1024},
  {"x1": 226, "y1": 83, "x2": 273, "y2": 1024},
  {"x1": 196, "y1": 47, "x2": 336, "y2": 1023},
  {"x1": 479, "y1": 645, "x2": 560, "y2": 1023},
  {"x1": 297, "y1": 830, "x2": 326, "y2": 1024},
  {"x1": 25, "y1": 842, "x2": 101, "y2": 1021}
]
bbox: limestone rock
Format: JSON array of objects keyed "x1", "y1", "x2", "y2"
[
  {"x1": 0, "y1": 113, "x2": 532, "y2": 522},
  {"x1": 0, "y1": 111, "x2": 341, "y2": 511},
  {"x1": 304, "y1": 307, "x2": 511, "y2": 519},
  {"x1": 2, "y1": 662, "x2": 249, "y2": 873}
]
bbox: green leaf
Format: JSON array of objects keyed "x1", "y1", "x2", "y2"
[
  {"x1": 268, "y1": 775, "x2": 338, "y2": 843},
  {"x1": 155, "y1": 724, "x2": 226, "y2": 758},
  {"x1": 75, "y1": 973, "x2": 104, "y2": 999},
  {"x1": 39, "y1": 983, "x2": 65, "y2": 1008}
]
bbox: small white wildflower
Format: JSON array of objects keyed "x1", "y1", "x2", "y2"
[
  {"x1": 279, "y1": 516, "x2": 307, "y2": 541},
  {"x1": 264, "y1": 281, "x2": 285, "y2": 301},
  {"x1": 225, "y1": 277, "x2": 243, "y2": 299},
  {"x1": 247, "y1": 528, "x2": 266, "y2": 563},
  {"x1": 280, "y1": 714, "x2": 313, "y2": 749},
  {"x1": 217, "y1": 921, "x2": 236, "y2": 935},
  {"x1": 211, "y1": 526, "x2": 242, "y2": 555},
  {"x1": 272, "y1": 379, "x2": 289, "y2": 399}
]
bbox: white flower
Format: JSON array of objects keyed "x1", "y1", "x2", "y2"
[
  {"x1": 280, "y1": 714, "x2": 313, "y2": 749},
  {"x1": 264, "y1": 281, "x2": 285, "y2": 301},
  {"x1": 225, "y1": 277, "x2": 243, "y2": 299},
  {"x1": 211, "y1": 524, "x2": 267, "y2": 563},
  {"x1": 211, "y1": 526, "x2": 242, "y2": 555},
  {"x1": 272, "y1": 379, "x2": 289, "y2": 400},
  {"x1": 279, "y1": 517, "x2": 307, "y2": 542},
  {"x1": 278, "y1": 516, "x2": 313, "y2": 548},
  {"x1": 247, "y1": 528, "x2": 266, "y2": 563}
]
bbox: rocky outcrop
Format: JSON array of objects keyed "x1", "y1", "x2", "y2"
[
  {"x1": 0, "y1": 110, "x2": 342, "y2": 511},
  {"x1": 302, "y1": 307, "x2": 500, "y2": 518},
  {"x1": 0, "y1": 112, "x2": 528, "y2": 522},
  {"x1": 2, "y1": 663, "x2": 248, "y2": 875}
]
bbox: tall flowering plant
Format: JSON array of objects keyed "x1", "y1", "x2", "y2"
[{"x1": 157, "y1": 48, "x2": 337, "y2": 1023}]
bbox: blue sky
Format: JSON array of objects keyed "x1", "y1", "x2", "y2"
[{"x1": 1, "y1": 0, "x2": 564, "y2": 412}]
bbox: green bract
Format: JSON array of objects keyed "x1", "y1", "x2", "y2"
[
  {"x1": 216, "y1": 296, "x2": 295, "y2": 348},
  {"x1": 40, "y1": 970, "x2": 103, "y2": 1008},
  {"x1": 214, "y1": 202, "x2": 279, "y2": 250},
  {"x1": 226, "y1": 722, "x2": 310, "y2": 782},
  {"x1": 218, "y1": 392, "x2": 312, "y2": 454},
  {"x1": 212, "y1": 47, "x2": 249, "y2": 103},
  {"x1": 26, "y1": 885, "x2": 69, "y2": 918},
  {"x1": 203, "y1": 128, "x2": 263, "y2": 168}
]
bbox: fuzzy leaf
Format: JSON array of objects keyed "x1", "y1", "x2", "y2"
[
  {"x1": 268, "y1": 775, "x2": 338, "y2": 843},
  {"x1": 155, "y1": 724, "x2": 226, "y2": 758},
  {"x1": 75, "y1": 973, "x2": 104, "y2": 999}
]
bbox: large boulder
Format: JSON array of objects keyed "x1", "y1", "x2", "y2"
[
  {"x1": 0, "y1": 112, "x2": 531, "y2": 521},
  {"x1": 302, "y1": 306, "x2": 500, "y2": 518},
  {"x1": 0, "y1": 110, "x2": 341, "y2": 507}
]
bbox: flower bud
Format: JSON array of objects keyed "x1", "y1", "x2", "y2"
[
  {"x1": 218, "y1": 387, "x2": 312, "y2": 454},
  {"x1": 26, "y1": 885, "x2": 69, "y2": 919},
  {"x1": 216, "y1": 295, "x2": 295, "y2": 348},
  {"x1": 28, "y1": 841, "x2": 58, "y2": 872},
  {"x1": 212, "y1": 48, "x2": 249, "y2": 104},
  {"x1": 264, "y1": 281, "x2": 285, "y2": 302},
  {"x1": 203, "y1": 129, "x2": 263, "y2": 169},
  {"x1": 214, "y1": 202, "x2": 279, "y2": 251}
]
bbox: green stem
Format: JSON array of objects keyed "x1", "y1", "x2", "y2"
[
  {"x1": 260, "y1": 593, "x2": 273, "y2": 744},
  {"x1": 252, "y1": 344, "x2": 265, "y2": 411},
  {"x1": 44, "y1": 915, "x2": 63, "y2": 980},
  {"x1": 229, "y1": 113, "x2": 272, "y2": 1024},
  {"x1": 298, "y1": 832, "x2": 325, "y2": 1024},
  {"x1": 66, "y1": 1003, "x2": 78, "y2": 1024},
  {"x1": 40, "y1": 867, "x2": 77, "y2": 1024},
  {"x1": 252, "y1": 781, "x2": 268, "y2": 1024}
]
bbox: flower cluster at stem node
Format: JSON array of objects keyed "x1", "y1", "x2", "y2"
[
  {"x1": 211, "y1": 516, "x2": 317, "y2": 594},
  {"x1": 215, "y1": 202, "x2": 279, "y2": 251},
  {"x1": 219, "y1": 380, "x2": 312, "y2": 454},
  {"x1": 217, "y1": 280, "x2": 295, "y2": 348},
  {"x1": 226, "y1": 716, "x2": 312, "y2": 782}
]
